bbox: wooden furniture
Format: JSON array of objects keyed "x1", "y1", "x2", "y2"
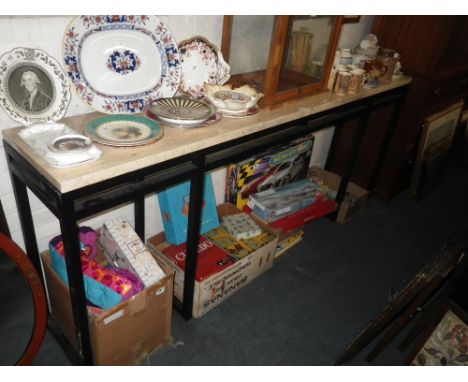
[
  {"x1": 221, "y1": 16, "x2": 343, "y2": 105},
  {"x1": 328, "y1": 16, "x2": 468, "y2": 200},
  {"x1": 3, "y1": 78, "x2": 410, "y2": 365},
  {"x1": 370, "y1": 16, "x2": 468, "y2": 200}
]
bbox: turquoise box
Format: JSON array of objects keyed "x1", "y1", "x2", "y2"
[{"x1": 158, "y1": 174, "x2": 219, "y2": 245}]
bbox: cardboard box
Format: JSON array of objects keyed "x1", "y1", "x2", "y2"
[
  {"x1": 147, "y1": 203, "x2": 278, "y2": 318},
  {"x1": 41, "y1": 250, "x2": 174, "y2": 365},
  {"x1": 309, "y1": 166, "x2": 369, "y2": 223}
]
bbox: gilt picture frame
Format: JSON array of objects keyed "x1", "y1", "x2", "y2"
[{"x1": 410, "y1": 101, "x2": 464, "y2": 197}]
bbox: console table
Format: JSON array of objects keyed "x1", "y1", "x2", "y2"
[{"x1": 2, "y1": 77, "x2": 411, "y2": 365}]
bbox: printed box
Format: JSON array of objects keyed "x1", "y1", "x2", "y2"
[
  {"x1": 158, "y1": 236, "x2": 235, "y2": 282},
  {"x1": 158, "y1": 173, "x2": 219, "y2": 245},
  {"x1": 101, "y1": 216, "x2": 165, "y2": 287},
  {"x1": 226, "y1": 134, "x2": 314, "y2": 209},
  {"x1": 147, "y1": 203, "x2": 278, "y2": 318}
]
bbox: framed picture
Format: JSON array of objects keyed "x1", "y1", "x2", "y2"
[
  {"x1": 410, "y1": 101, "x2": 464, "y2": 197},
  {"x1": 0, "y1": 47, "x2": 71, "y2": 126},
  {"x1": 408, "y1": 301, "x2": 468, "y2": 366}
]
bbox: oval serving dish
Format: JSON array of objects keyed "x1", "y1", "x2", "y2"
[{"x1": 63, "y1": 15, "x2": 181, "y2": 114}]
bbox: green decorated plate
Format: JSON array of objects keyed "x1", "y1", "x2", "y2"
[{"x1": 85, "y1": 115, "x2": 163, "y2": 147}]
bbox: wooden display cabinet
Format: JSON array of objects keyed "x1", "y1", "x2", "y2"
[{"x1": 221, "y1": 15, "x2": 344, "y2": 106}]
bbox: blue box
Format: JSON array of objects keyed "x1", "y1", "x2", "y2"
[{"x1": 158, "y1": 174, "x2": 219, "y2": 245}]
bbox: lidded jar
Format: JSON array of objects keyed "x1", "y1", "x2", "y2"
[{"x1": 377, "y1": 48, "x2": 397, "y2": 83}]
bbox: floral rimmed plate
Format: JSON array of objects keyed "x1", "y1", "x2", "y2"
[
  {"x1": 148, "y1": 97, "x2": 215, "y2": 127},
  {"x1": 85, "y1": 115, "x2": 163, "y2": 147},
  {"x1": 178, "y1": 36, "x2": 230, "y2": 99},
  {"x1": 0, "y1": 48, "x2": 71, "y2": 126},
  {"x1": 63, "y1": 15, "x2": 181, "y2": 114}
]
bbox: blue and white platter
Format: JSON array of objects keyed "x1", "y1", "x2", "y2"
[{"x1": 63, "y1": 15, "x2": 181, "y2": 114}]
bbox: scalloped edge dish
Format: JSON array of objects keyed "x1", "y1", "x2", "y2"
[{"x1": 178, "y1": 35, "x2": 230, "y2": 98}]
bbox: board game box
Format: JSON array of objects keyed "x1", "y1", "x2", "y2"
[{"x1": 225, "y1": 133, "x2": 314, "y2": 209}]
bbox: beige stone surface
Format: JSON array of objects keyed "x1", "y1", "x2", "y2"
[{"x1": 3, "y1": 77, "x2": 412, "y2": 193}]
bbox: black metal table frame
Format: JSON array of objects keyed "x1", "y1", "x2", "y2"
[{"x1": 3, "y1": 85, "x2": 408, "y2": 365}]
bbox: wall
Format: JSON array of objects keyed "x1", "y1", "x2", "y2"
[{"x1": 0, "y1": 15, "x2": 373, "y2": 252}]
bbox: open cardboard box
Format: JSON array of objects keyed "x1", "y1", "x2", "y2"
[
  {"x1": 41, "y1": 246, "x2": 174, "y2": 365},
  {"x1": 309, "y1": 166, "x2": 369, "y2": 223},
  {"x1": 147, "y1": 202, "x2": 278, "y2": 318}
]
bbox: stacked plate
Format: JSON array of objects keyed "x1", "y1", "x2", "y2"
[{"x1": 147, "y1": 97, "x2": 217, "y2": 128}]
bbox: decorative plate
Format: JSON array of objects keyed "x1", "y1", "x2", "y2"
[
  {"x1": 178, "y1": 36, "x2": 230, "y2": 98},
  {"x1": 144, "y1": 107, "x2": 222, "y2": 129},
  {"x1": 148, "y1": 97, "x2": 215, "y2": 127},
  {"x1": 63, "y1": 15, "x2": 181, "y2": 114},
  {"x1": 216, "y1": 105, "x2": 259, "y2": 118},
  {"x1": 0, "y1": 48, "x2": 71, "y2": 126},
  {"x1": 85, "y1": 115, "x2": 163, "y2": 146}
]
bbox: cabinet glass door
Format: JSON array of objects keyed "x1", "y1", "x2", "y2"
[{"x1": 278, "y1": 16, "x2": 337, "y2": 92}]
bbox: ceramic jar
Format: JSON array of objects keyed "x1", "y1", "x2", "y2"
[
  {"x1": 348, "y1": 69, "x2": 365, "y2": 94},
  {"x1": 377, "y1": 48, "x2": 398, "y2": 83},
  {"x1": 363, "y1": 59, "x2": 387, "y2": 88},
  {"x1": 334, "y1": 71, "x2": 351, "y2": 95}
]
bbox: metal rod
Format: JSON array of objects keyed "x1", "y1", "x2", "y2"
[{"x1": 59, "y1": 205, "x2": 94, "y2": 365}]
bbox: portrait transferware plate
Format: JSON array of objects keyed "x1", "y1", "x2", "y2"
[
  {"x1": 178, "y1": 36, "x2": 230, "y2": 99},
  {"x1": 85, "y1": 115, "x2": 163, "y2": 147},
  {"x1": 63, "y1": 15, "x2": 181, "y2": 114},
  {"x1": 0, "y1": 47, "x2": 71, "y2": 126}
]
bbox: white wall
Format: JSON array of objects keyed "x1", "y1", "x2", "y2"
[{"x1": 0, "y1": 15, "x2": 372, "y2": 252}]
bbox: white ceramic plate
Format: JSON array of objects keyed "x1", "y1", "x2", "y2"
[
  {"x1": 178, "y1": 36, "x2": 230, "y2": 98},
  {"x1": 63, "y1": 15, "x2": 181, "y2": 114},
  {"x1": 0, "y1": 48, "x2": 71, "y2": 126}
]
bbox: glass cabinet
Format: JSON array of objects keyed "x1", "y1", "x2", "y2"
[{"x1": 221, "y1": 15, "x2": 344, "y2": 105}]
